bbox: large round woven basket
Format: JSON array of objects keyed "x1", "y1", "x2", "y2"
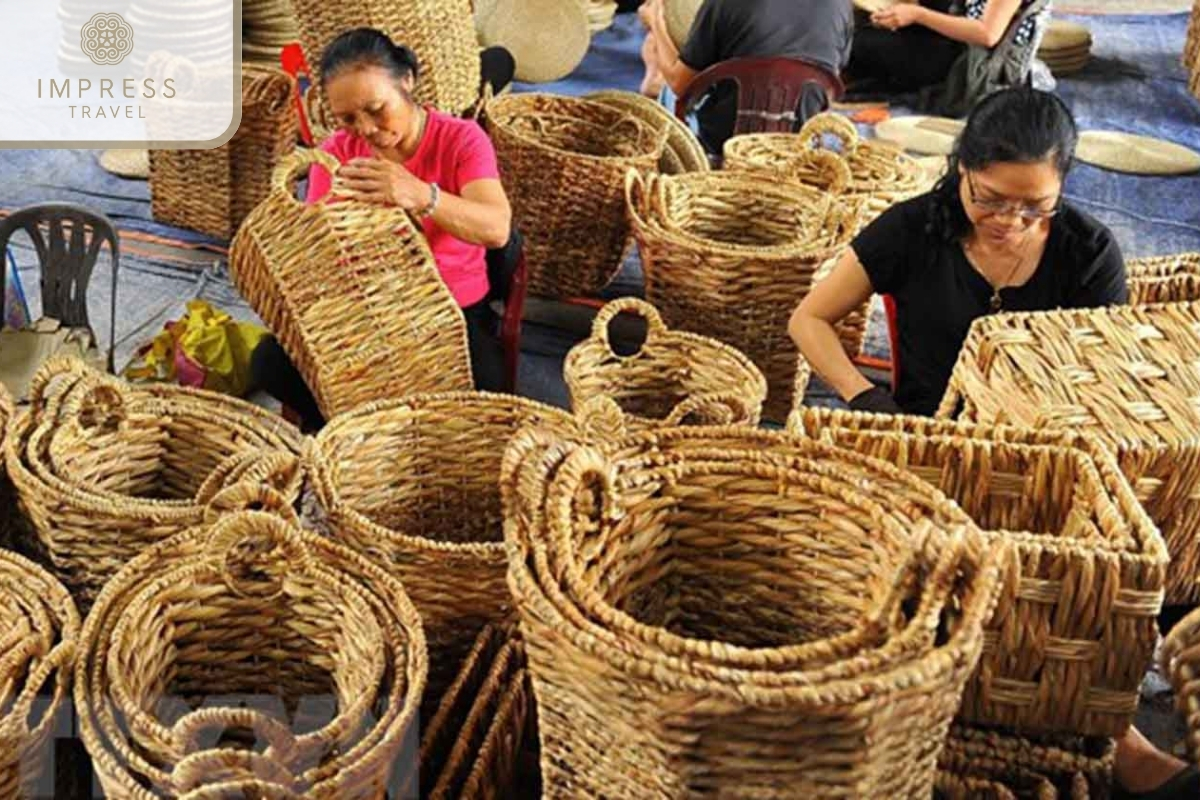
[
  {"x1": 230, "y1": 148, "x2": 473, "y2": 419},
  {"x1": 563, "y1": 298, "x2": 768, "y2": 430},
  {"x1": 1161, "y1": 606, "x2": 1200, "y2": 762},
  {"x1": 724, "y1": 112, "x2": 927, "y2": 227},
  {"x1": 1126, "y1": 251, "x2": 1200, "y2": 305},
  {"x1": 938, "y1": 301, "x2": 1200, "y2": 605},
  {"x1": 0, "y1": 550, "x2": 80, "y2": 800},
  {"x1": 310, "y1": 393, "x2": 578, "y2": 715},
  {"x1": 626, "y1": 170, "x2": 855, "y2": 421},
  {"x1": 149, "y1": 65, "x2": 297, "y2": 240},
  {"x1": 586, "y1": 90, "x2": 709, "y2": 176},
  {"x1": 5, "y1": 358, "x2": 303, "y2": 609},
  {"x1": 486, "y1": 93, "x2": 666, "y2": 297},
  {"x1": 76, "y1": 505, "x2": 428, "y2": 799},
  {"x1": 288, "y1": 0, "x2": 480, "y2": 115},
  {"x1": 789, "y1": 406, "x2": 1167, "y2": 736},
  {"x1": 501, "y1": 425, "x2": 1007, "y2": 798}
]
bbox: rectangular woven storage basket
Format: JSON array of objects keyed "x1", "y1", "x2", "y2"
[
  {"x1": 937, "y1": 301, "x2": 1200, "y2": 606},
  {"x1": 149, "y1": 66, "x2": 297, "y2": 240},
  {"x1": 1126, "y1": 252, "x2": 1200, "y2": 305},
  {"x1": 789, "y1": 407, "x2": 1167, "y2": 736}
]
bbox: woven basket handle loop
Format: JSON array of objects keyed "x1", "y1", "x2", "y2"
[
  {"x1": 176, "y1": 781, "x2": 302, "y2": 800},
  {"x1": 544, "y1": 445, "x2": 623, "y2": 573},
  {"x1": 795, "y1": 149, "x2": 853, "y2": 195},
  {"x1": 26, "y1": 355, "x2": 96, "y2": 412},
  {"x1": 57, "y1": 375, "x2": 129, "y2": 434},
  {"x1": 591, "y1": 298, "x2": 669, "y2": 357},
  {"x1": 171, "y1": 707, "x2": 300, "y2": 767},
  {"x1": 207, "y1": 512, "x2": 312, "y2": 600},
  {"x1": 576, "y1": 395, "x2": 628, "y2": 442},
  {"x1": 0, "y1": 639, "x2": 74, "y2": 744},
  {"x1": 203, "y1": 483, "x2": 301, "y2": 526},
  {"x1": 303, "y1": 85, "x2": 334, "y2": 143},
  {"x1": 798, "y1": 112, "x2": 860, "y2": 155},
  {"x1": 271, "y1": 148, "x2": 342, "y2": 198},
  {"x1": 172, "y1": 751, "x2": 299, "y2": 798},
  {"x1": 194, "y1": 449, "x2": 303, "y2": 506},
  {"x1": 243, "y1": 67, "x2": 294, "y2": 116},
  {"x1": 664, "y1": 393, "x2": 753, "y2": 427},
  {"x1": 624, "y1": 168, "x2": 657, "y2": 231}
]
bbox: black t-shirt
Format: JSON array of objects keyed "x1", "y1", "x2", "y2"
[
  {"x1": 680, "y1": 0, "x2": 854, "y2": 152},
  {"x1": 853, "y1": 193, "x2": 1128, "y2": 416}
]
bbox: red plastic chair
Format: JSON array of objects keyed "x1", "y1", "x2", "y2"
[
  {"x1": 280, "y1": 43, "x2": 317, "y2": 146},
  {"x1": 882, "y1": 294, "x2": 899, "y2": 391},
  {"x1": 674, "y1": 56, "x2": 846, "y2": 141}
]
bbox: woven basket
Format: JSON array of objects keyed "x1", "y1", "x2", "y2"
[
  {"x1": 935, "y1": 769, "x2": 1058, "y2": 799},
  {"x1": 501, "y1": 425, "x2": 1007, "y2": 797},
  {"x1": 723, "y1": 111, "x2": 927, "y2": 228},
  {"x1": 428, "y1": 634, "x2": 529, "y2": 800},
  {"x1": 626, "y1": 170, "x2": 856, "y2": 420},
  {"x1": 1126, "y1": 251, "x2": 1200, "y2": 305},
  {"x1": 586, "y1": 90, "x2": 709, "y2": 175},
  {"x1": 75, "y1": 504, "x2": 428, "y2": 799},
  {"x1": 149, "y1": 66, "x2": 297, "y2": 240},
  {"x1": 5, "y1": 358, "x2": 302, "y2": 608},
  {"x1": 1161, "y1": 606, "x2": 1200, "y2": 762},
  {"x1": 938, "y1": 301, "x2": 1200, "y2": 606},
  {"x1": 0, "y1": 550, "x2": 80, "y2": 800},
  {"x1": 486, "y1": 93, "x2": 666, "y2": 297},
  {"x1": 1185, "y1": 0, "x2": 1200, "y2": 70},
  {"x1": 939, "y1": 725, "x2": 1116, "y2": 799},
  {"x1": 788, "y1": 406, "x2": 1167, "y2": 736},
  {"x1": 289, "y1": 0, "x2": 480, "y2": 115},
  {"x1": 230, "y1": 148, "x2": 473, "y2": 419},
  {"x1": 0, "y1": 382, "x2": 15, "y2": 552},
  {"x1": 310, "y1": 393, "x2": 578, "y2": 714},
  {"x1": 563, "y1": 298, "x2": 767, "y2": 429}
]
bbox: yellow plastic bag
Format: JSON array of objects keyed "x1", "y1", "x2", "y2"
[{"x1": 124, "y1": 300, "x2": 268, "y2": 398}]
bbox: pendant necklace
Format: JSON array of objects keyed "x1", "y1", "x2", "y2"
[{"x1": 964, "y1": 235, "x2": 1033, "y2": 314}]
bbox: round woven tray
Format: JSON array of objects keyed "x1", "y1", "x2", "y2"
[{"x1": 76, "y1": 505, "x2": 428, "y2": 799}]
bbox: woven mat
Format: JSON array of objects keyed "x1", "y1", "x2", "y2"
[{"x1": 1056, "y1": 0, "x2": 1191, "y2": 13}]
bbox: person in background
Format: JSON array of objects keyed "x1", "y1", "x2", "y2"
[
  {"x1": 847, "y1": 0, "x2": 1048, "y2": 113},
  {"x1": 638, "y1": 0, "x2": 853, "y2": 153},
  {"x1": 251, "y1": 28, "x2": 514, "y2": 430},
  {"x1": 789, "y1": 86, "x2": 1197, "y2": 800}
]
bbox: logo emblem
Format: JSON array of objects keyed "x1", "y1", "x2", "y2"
[{"x1": 80, "y1": 13, "x2": 134, "y2": 66}]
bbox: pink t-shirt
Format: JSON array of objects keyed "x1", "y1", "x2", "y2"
[{"x1": 306, "y1": 109, "x2": 501, "y2": 308}]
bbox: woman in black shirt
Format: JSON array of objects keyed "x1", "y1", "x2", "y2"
[{"x1": 790, "y1": 86, "x2": 1196, "y2": 800}]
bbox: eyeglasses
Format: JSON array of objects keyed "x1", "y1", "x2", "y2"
[{"x1": 966, "y1": 173, "x2": 1060, "y2": 221}]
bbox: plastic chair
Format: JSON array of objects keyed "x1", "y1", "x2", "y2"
[
  {"x1": 0, "y1": 203, "x2": 119, "y2": 371},
  {"x1": 674, "y1": 56, "x2": 846, "y2": 142}
]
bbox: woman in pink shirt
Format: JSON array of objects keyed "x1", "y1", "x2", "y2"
[{"x1": 251, "y1": 28, "x2": 515, "y2": 429}]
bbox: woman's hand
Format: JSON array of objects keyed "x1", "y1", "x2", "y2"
[
  {"x1": 871, "y1": 4, "x2": 924, "y2": 31},
  {"x1": 637, "y1": 0, "x2": 661, "y2": 29},
  {"x1": 334, "y1": 158, "x2": 432, "y2": 212}
]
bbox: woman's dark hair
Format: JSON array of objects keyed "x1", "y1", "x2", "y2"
[
  {"x1": 319, "y1": 28, "x2": 420, "y2": 86},
  {"x1": 926, "y1": 87, "x2": 1078, "y2": 240}
]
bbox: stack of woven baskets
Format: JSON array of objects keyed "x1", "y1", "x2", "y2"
[
  {"x1": 625, "y1": 171, "x2": 855, "y2": 421},
  {"x1": 243, "y1": 0, "x2": 301, "y2": 65},
  {"x1": 1037, "y1": 19, "x2": 1094, "y2": 77},
  {"x1": 310, "y1": 393, "x2": 580, "y2": 715},
  {"x1": 487, "y1": 93, "x2": 667, "y2": 297},
  {"x1": 75, "y1": 504, "x2": 429, "y2": 797},
  {"x1": 289, "y1": 0, "x2": 480, "y2": 114},
  {"x1": 1127, "y1": 251, "x2": 1200, "y2": 305},
  {"x1": 502, "y1": 423, "x2": 1008, "y2": 796},
  {"x1": 0, "y1": 550, "x2": 80, "y2": 799},
  {"x1": 230, "y1": 150, "x2": 473, "y2": 419},
  {"x1": 4, "y1": 358, "x2": 303, "y2": 609},
  {"x1": 149, "y1": 65, "x2": 298, "y2": 239},
  {"x1": 939, "y1": 300, "x2": 1200, "y2": 605}
]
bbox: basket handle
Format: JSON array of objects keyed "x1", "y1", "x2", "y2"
[
  {"x1": 794, "y1": 149, "x2": 852, "y2": 194},
  {"x1": 663, "y1": 393, "x2": 754, "y2": 427},
  {"x1": 202, "y1": 483, "x2": 301, "y2": 527},
  {"x1": 0, "y1": 639, "x2": 76, "y2": 746},
  {"x1": 194, "y1": 449, "x2": 303, "y2": 506},
  {"x1": 171, "y1": 707, "x2": 299, "y2": 766},
  {"x1": 590, "y1": 298, "x2": 669, "y2": 357},
  {"x1": 576, "y1": 395, "x2": 629, "y2": 442},
  {"x1": 205, "y1": 512, "x2": 313, "y2": 601},
  {"x1": 798, "y1": 112, "x2": 860, "y2": 154},
  {"x1": 271, "y1": 148, "x2": 343, "y2": 198},
  {"x1": 55, "y1": 374, "x2": 130, "y2": 434},
  {"x1": 624, "y1": 168, "x2": 658, "y2": 233},
  {"x1": 26, "y1": 355, "x2": 98, "y2": 413},
  {"x1": 542, "y1": 445, "x2": 623, "y2": 575}
]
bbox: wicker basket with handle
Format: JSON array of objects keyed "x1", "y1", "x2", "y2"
[
  {"x1": 5, "y1": 358, "x2": 302, "y2": 609},
  {"x1": 310, "y1": 393, "x2": 579, "y2": 716},
  {"x1": 75, "y1": 501, "x2": 427, "y2": 799},
  {"x1": 723, "y1": 111, "x2": 927, "y2": 228},
  {"x1": 788, "y1": 405, "x2": 1167, "y2": 736},
  {"x1": 230, "y1": 148, "x2": 473, "y2": 419},
  {"x1": 486, "y1": 93, "x2": 666, "y2": 297},
  {"x1": 501, "y1": 424, "x2": 1007, "y2": 798},
  {"x1": 585, "y1": 90, "x2": 709, "y2": 176},
  {"x1": 149, "y1": 65, "x2": 297, "y2": 240},
  {"x1": 288, "y1": 0, "x2": 480, "y2": 115},
  {"x1": 1126, "y1": 251, "x2": 1200, "y2": 305},
  {"x1": 937, "y1": 300, "x2": 1200, "y2": 605},
  {"x1": 626, "y1": 169, "x2": 855, "y2": 420},
  {"x1": 1160, "y1": 605, "x2": 1200, "y2": 763},
  {"x1": 0, "y1": 549, "x2": 80, "y2": 800},
  {"x1": 563, "y1": 298, "x2": 767, "y2": 430}
]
